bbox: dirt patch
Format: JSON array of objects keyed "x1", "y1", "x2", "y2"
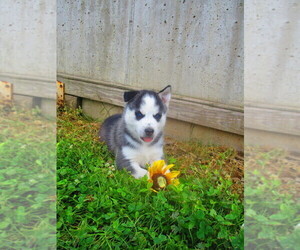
[
  {"x1": 245, "y1": 146, "x2": 300, "y2": 199},
  {"x1": 165, "y1": 137, "x2": 244, "y2": 197}
]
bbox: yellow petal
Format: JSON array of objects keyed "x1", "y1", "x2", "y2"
[
  {"x1": 148, "y1": 160, "x2": 165, "y2": 177},
  {"x1": 166, "y1": 171, "x2": 180, "y2": 179},
  {"x1": 148, "y1": 163, "x2": 156, "y2": 177},
  {"x1": 156, "y1": 160, "x2": 165, "y2": 168},
  {"x1": 148, "y1": 167, "x2": 153, "y2": 178},
  {"x1": 155, "y1": 161, "x2": 165, "y2": 173},
  {"x1": 149, "y1": 166, "x2": 157, "y2": 177},
  {"x1": 162, "y1": 164, "x2": 174, "y2": 174}
]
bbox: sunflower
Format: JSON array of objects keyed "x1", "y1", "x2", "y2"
[{"x1": 147, "y1": 160, "x2": 180, "y2": 191}]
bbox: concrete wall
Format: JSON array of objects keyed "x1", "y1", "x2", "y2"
[
  {"x1": 0, "y1": 0, "x2": 56, "y2": 81},
  {"x1": 0, "y1": 0, "x2": 56, "y2": 116},
  {"x1": 245, "y1": 0, "x2": 300, "y2": 110},
  {"x1": 244, "y1": 0, "x2": 300, "y2": 151},
  {"x1": 57, "y1": 0, "x2": 244, "y2": 108}
]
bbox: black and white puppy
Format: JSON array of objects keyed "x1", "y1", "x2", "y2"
[{"x1": 100, "y1": 86, "x2": 171, "y2": 178}]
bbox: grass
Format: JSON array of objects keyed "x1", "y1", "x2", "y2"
[
  {"x1": 0, "y1": 107, "x2": 56, "y2": 249},
  {"x1": 57, "y1": 108, "x2": 244, "y2": 249},
  {"x1": 245, "y1": 147, "x2": 300, "y2": 249},
  {"x1": 3, "y1": 104, "x2": 298, "y2": 249}
]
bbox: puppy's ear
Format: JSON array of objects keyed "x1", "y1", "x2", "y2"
[
  {"x1": 158, "y1": 85, "x2": 171, "y2": 107},
  {"x1": 124, "y1": 91, "x2": 139, "y2": 102}
]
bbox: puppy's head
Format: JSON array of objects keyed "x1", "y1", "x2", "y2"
[{"x1": 123, "y1": 85, "x2": 171, "y2": 143}]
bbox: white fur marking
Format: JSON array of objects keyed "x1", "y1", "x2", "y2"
[
  {"x1": 140, "y1": 95, "x2": 159, "y2": 115},
  {"x1": 122, "y1": 145, "x2": 163, "y2": 168},
  {"x1": 131, "y1": 162, "x2": 148, "y2": 179}
]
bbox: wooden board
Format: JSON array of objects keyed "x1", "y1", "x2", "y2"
[
  {"x1": 58, "y1": 73, "x2": 243, "y2": 112},
  {"x1": 0, "y1": 73, "x2": 56, "y2": 99},
  {"x1": 169, "y1": 99, "x2": 244, "y2": 135},
  {"x1": 245, "y1": 106, "x2": 300, "y2": 136},
  {"x1": 58, "y1": 76, "x2": 244, "y2": 135}
]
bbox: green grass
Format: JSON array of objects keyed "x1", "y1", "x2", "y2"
[
  {"x1": 0, "y1": 107, "x2": 56, "y2": 249},
  {"x1": 245, "y1": 149, "x2": 300, "y2": 249},
  {"x1": 3, "y1": 106, "x2": 298, "y2": 249},
  {"x1": 57, "y1": 108, "x2": 244, "y2": 249}
]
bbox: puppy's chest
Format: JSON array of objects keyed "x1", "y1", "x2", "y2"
[{"x1": 122, "y1": 145, "x2": 163, "y2": 166}]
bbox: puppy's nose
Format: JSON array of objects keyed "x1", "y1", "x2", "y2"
[{"x1": 145, "y1": 128, "x2": 154, "y2": 136}]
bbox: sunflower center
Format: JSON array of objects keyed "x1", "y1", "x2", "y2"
[
  {"x1": 157, "y1": 176, "x2": 167, "y2": 188},
  {"x1": 151, "y1": 173, "x2": 169, "y2": 190}
]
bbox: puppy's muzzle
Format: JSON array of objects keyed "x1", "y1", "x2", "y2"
[{"x1": 145, "y1": 128, "x2": 154, "y2": 137}]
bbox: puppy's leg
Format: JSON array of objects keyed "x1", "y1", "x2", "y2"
[
  {"x1": 130, "y1": 162, "x2": 148, "y2": 179},
  {"x1": 116, "y1": 151, "x2": 147, "y2": 178}
]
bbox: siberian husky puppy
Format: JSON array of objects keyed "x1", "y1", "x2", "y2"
[{"x1": 100, "y1": 86, "x2": 171, "y2": 178}]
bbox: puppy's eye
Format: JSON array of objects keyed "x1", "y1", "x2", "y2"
[
  {"x1": 135, "y1": 111, "x2": 145, "y2": 120},
  {"x1": 153, "y1": 113, "x2": 162, "y2": 121}
]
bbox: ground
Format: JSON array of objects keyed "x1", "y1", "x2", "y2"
[
  {"x1": 0, "y1": 106, "x2": 56, "y2": 249},
  {"x1": 2, "y1": 104, "x2": 298, "y2": 249},
  {"x1": 57, "y1": 107, "x2": 244, "y2": 249},
  {"x1": 56, "y1": 107, "x2": 300, "y2": 250}
]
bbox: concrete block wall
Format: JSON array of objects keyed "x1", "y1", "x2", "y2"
[
  {"x1": 58, "y1": 0, "x2": 244, "y2": 108},
  {"x1": 0, "y1": 0, "x2": 56, "y2": 117}
]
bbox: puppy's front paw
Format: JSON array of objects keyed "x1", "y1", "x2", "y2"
[{"x1": 132, "y1": 167, "x2": 147, "y2": 179}]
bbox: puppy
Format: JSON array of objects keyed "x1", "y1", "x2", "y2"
[{"x1": 100, "y1": 86, "x2": 171, "y2": 178}]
